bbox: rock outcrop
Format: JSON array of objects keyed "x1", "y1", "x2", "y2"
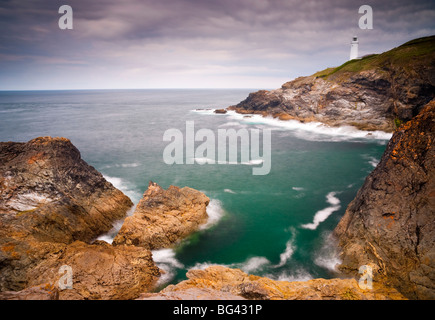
[
  {"x1": 228, "y1": 36, "x2": 435, "y2": 132},
  {"x1": 334, "y1": 100, "x2": 435, "y2": 299},
  {"x1": 0, "y1": 137, "x2": 160, "y2": 299},
  {"x1": 139, "y1": 266, "x2": 406, "y2": 300},
  {"x1": 0, "y1": 136, "x2": 133, "y2": 244},
  {"x1": 113, "y1": 181, "x2": 210, "y2": 249}
]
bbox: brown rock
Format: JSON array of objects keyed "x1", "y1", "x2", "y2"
[
  {"x1": 229, "y1": 36, "x2": 435, "y2": 132},
  {"x1": 25, "y1": 240, "x2": 160, "y2": 300},
  {"x1": 0, "y1": 136, "x2": 133, "y2": 244},
  {"x1": 214, "y1": 109, "x2": 227, "y2": 114},
  {"x1": 113, "y1": 181, "x2": 210, "y2": 250},
  {"x1": 0, "y1": 137, "x2": 161, "y2": 299},
  {"x1": 334, "y1": 100, "x2": 435, "y2": 299},
  {"x1": 144, "y1": 266, "x2": 406, "y2": 300},
  {"x1": 0, "y1": 284, "x2": 58, "y2": 300}
]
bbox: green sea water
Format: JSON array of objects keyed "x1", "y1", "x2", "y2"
[{"x1": 0, "y1": 89, "x2": 391, "y2": 286}]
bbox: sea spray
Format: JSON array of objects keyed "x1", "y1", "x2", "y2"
[
  {"x1": 225, "y1": 110, "x2": 393, "y2": 142},
  {"x1": 313, "y1": 232, "x2": 342, "y2": 272},
  {"x1": 152, "y1": 248, "x2": 185, "y2": 286}
]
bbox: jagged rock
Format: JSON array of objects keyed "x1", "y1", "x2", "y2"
[
  {"x1": 0, "y1": 137, "x2": 161, "y2": 299},
  {"x1": 0, "y1": 284, "x2": 59, "y2": 300},
  {"x1": 0, "y1": 136, "x2": 133, "y2": 244},
  {"x1": 334, "y1": 100, "x2": 435, "y2": 299},
  {"x1": 141, "y1": 266, "x2": 406, "y2": 300},
  {"x1": 113, "y1": 181, "x2": 210, "y2": 250},
  {"x1": 24, "y1": 240, "x2": 160, "y2": 300},
  {"x1": 228, "y1": 36, "x2": 435, "y2": 132}
]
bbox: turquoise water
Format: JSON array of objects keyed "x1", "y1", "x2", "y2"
[{"x1": 0, "y1": 89, "x2": 390, "y2": 286}]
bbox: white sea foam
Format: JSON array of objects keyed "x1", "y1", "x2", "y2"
[
  {"x1": 314, "y1": 233, "x2": 342, "y2": 272},
  {"x1": 190, "y1": 256, "x2": 271, "y2": 274},
  {"x1": 226, "y1": 110, "x2": 393, "y2": 142},
  {"x1": 270, "y1": 268, "x2": 313, "y2": 282},
  {"x1": 239, "y1": 256, "x2": 271, "y2": 273},
  {"x1": 224, "y1": 188, "x2": 237, "y2": 194},
  {"x1": 292, "y1": 187, "x2": 304, "y2": 191},
  {"x1": 190, "y1": 108, "x2": 215, "y2": 115},
  {"x1": 201, "y1": 199, "x2": 225, "y2": 230},
  {"x1": 193, "y1": 157, "x2": 216, "y2": 164},
  {"x1": 152, "y1": 248, "x2": 185, "y2": 286},
  {"x1": 274, "y1": 229, "x2": 297, "y2": 268},
  {"x1": 103, "y1": 175, "x2": 142, "y2": 204},
  {"x1": 301, "y1": 192, "x2": 341, "y2": 230},
  {"x1": 368, "y1": 156, "x2": 380, "y2": 168},
  {"x1": 218, "y1": 121, "x2": 244, "y2": 127}
]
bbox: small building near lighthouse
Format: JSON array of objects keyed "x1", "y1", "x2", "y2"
[{"x1": 350, "y1": 36, "x2": 359, "y2": 60}]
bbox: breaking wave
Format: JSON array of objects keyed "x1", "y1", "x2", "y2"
[
  {"x1": 200, "y1": 199, "x2": 225, "y2": 230},
  {"x1": 102, "y1": 175, "x2": 142, "y2": 205},
  {"x1": 301, "y1": 192, "x2": 341, "y2": 230},
  {"x1": 225, "y1": 110, "x2": 392, "y2": 142},
  {"x1": 314, "y1": 233, "x2": 342, "y2": 272},
  {"x1": 152, "y1": 249, "x2": 185, "y2": 286}
]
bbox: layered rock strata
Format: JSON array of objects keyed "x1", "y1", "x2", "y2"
[
  {"x1": 113, "y1": 181, "x2": 210, "y2": 249},
  {"x1": 228, "y1": 36, "x2": 435, "y2": 132},
  {"x1": 139, "y1": 265, "x2": 406, "y2": 300},
  {"x1": 0, "y1": 137, "x2": 160, "y2": 299}
]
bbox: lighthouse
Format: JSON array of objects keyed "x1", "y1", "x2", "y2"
[{"x1": 350, "y1": 36, "x2": 359, "y2": 60}]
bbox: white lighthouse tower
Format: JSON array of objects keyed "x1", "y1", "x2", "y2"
[{"x1": 349, "y1": 36, "x2": 359, "y2": 60}]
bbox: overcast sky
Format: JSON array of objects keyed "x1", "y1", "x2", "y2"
[{"x1": 0, "y1": 0, "x2": 434, "y2": 90}]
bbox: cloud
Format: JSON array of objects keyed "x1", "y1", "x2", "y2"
[{"x1": 0, "y1": 0, "x2": 434, "y2": 89}]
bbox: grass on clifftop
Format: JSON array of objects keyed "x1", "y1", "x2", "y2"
[{"x1": 313, "y1": 35, "x2": 435, "y2": 80}]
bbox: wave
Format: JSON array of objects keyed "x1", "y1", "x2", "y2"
[
  {"x1": 101, "y1": 162, "x2": 141, "y2": 169},
  {"x1": 192, "y1": 157, "x2": 263, "y2": 166},
  {"x1": 103, "y1": 175, "x2": 142, "y2": 205},
  {"x1": 313, "y1": 232, "x2": 341, "y2": 272},
  {"x1": 292, "y1": 187, "x2": 304, "y2": 191},
  {"x1": 225, "y1": 110, "x2": 393, "y2": 142},
  {"x1": 368, "y1": 156, "x2": 380, "y2": 168},
  {"x1": 274, "y1": 228, "x2": 297, "y2": 268},
  {"x1": 152, "y1": 248, "x2": 184, "y2": 286},
  {"x1": 200, "y1": 199, "x2": 225, "y2": 230},
  {"x1": 267, "y1": 268, "x2": 313, "y2": 282},
  {"x1": 224, "y1": 188, "x2": 237, "y2": 194},
  {"x1": 301, "y1": 192, "x2": 341, "y2": 230},
  {"x1": 190, "y1": 256, "x2": 271, "y2": 274},
  {"x1": 190, "y1": 108, "x2": 215, "y2": 115}
]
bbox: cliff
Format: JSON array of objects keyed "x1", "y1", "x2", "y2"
[
  {"x1": 139, "y1": 265, "x2": 405, "y2": 300},
  {"x1": 113, "y1": 181, "x2": 210, "y2": 249},
  {"x1": 334, "y1": 100, "x2": 435, "y2": 299},
  {"x1": 228, "y1": 36, "x2": 435, "y2": 132},
  {"x1": 0, "y1": 137, "x2": 160, "y2": 299}
]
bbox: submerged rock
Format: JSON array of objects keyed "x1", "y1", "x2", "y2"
[
  {"x1": 113, "y1": 181, "x2": 210, "y2": 249},
  {"x1": 334, "y1": 100, "x2": 435, "y2": 299}
]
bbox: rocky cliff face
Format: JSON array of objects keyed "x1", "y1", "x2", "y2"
[
  {"x1": 139, "y1": 265, "x2": 405, "y2": 300},
  {"x1": 113, "y1": 181, "x2": 210, "y2": 249},
  {"x1": 334, "y1": 100, "x2": 435, "y2": 299},
  {"x1": 228, "y1": 36, "x2": 435, "y2": 132},
  {"x1": 0, "y1": 137, "x2": 160, "y2": 299},
  {"x1": 0, "y1": 137, "x2": 133, "y2": 244}
]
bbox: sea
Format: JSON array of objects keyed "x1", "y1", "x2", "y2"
[{"x1": 0, "y1": 89, "x2": 392, "y2": 288}]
